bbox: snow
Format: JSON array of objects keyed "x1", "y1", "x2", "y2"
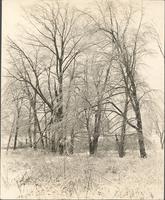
[{"x1": 1, "y1": 148, "x2": 164, "y2": 199}]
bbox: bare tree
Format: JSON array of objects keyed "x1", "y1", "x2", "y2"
[
  {"x1": 77, "y1": 49, "x2": 124, "y2": 155},
  {"x1": 6, "y1": 1, "x2": 88, "y2": 154},
  {"x1": 4, "y1": 82, "x2": 24, "y2": 150},
  {"x1": 4, "y1": 0, "x2": 159, "y2": 159},
  {"x1": 86, "y1": 1, "x2": 149, "y2": 157},
  {"x1": 143, "y1": 93, "x2": 164, "y2": 150}
]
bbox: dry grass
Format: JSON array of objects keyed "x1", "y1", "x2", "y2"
[{"x1": 1, "y1": 148, "x2": 164, "y2": 199}]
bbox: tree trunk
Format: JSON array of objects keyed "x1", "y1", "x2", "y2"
[
  {"x1": 44, "y1": 107, "x2": 48, "y2": 148},
  {"x1": 31, "y1": 98, "x2": 44, "y2": 149},
  {"x1": 135, "y1": 103, "x2": 147, "y2": 158},
  {"x1": 69, "y1": 127, "x2": 74, "y2": 154},
  {"x1": 7, "y1": 116, "x2": 15, "y2": 151},
  {"x1": 129, "y1": 80, "x2": 147, "y2": 158},
  {"x1": 28, "y1": 125, "x2": 32, "y2": 148},
  {"x1": 45, "y1": 131, "x2": 48, "y2": 148},
  {"x1": 49, "y1": 113, "x2": 56, "y2": 152},
  {"x1": 118, "y1": 133, "x2": 126, "y2": 158},
  {"x1": 35, "y1": 114, "x2": 45, "y2": 149},
  {"x1": 7, "y1": 132, "x2": 12, "y2": 151},
  {"x1": 119, "y1": 141, "x2": 125, "y2": 157},
  {"x1": 13, "y1": 126, "x2": 19, "y2": 150},
  {"x1": 13, "y1": 112, "x2": 20, "y2": 150},
  {"x1": 51, "y1": 133, "x2": 56, "y2": 152},
  {"x1": 161, "y1": 139, "x2": 164, "y2": 149},
  {"x1": 56, "y1": 79, "x2": 64, "y2": 155},
  {"x1": 115, "y1": 134, "x2": 125, "y2": 158},
  {"x1": 31, "y1": 90, "x2": 37, "y2": 150},
  {"x1": 59, "y1": 137, "x2": 65, "y2": 155},
  {"x1": 89, "y1": 136, "x2": 99, "y2": 155},
  {"x1": 28, "y1": 106, "x2": 32, "y2": 148},
  {"x1": 33, "y1": 114, "x2": 37, "y2": 149},
  {"x1": 56, "y1": 118, "x2": 65, "y2": 155},
  {"x1": 89, "y1": 105, "x2": 101, "y2": 155},
  {"x1": 48, "y1": 130, "x2": 51, "y2": 149},
  {"x1": 117, "y1": 92, "x2": 128, "y2": 158},
  {"x1": 159, "y1": 130, "x2": 164, "y2": 150}
]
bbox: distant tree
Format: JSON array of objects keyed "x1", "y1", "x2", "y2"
[
  {"x1": 4, "y1": 80, "x2": 24, "y2": 150},
  {"x1": 143, "y1": 93, "x2": 164, "y2": 150}
]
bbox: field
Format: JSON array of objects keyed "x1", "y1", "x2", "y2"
[{"x1": 1, "y1": 148, "x2": 164, "y2": 199}]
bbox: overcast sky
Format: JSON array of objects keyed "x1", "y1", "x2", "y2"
[{"x1": 2, "y1": 0, "x2": 164, "y2": 93}]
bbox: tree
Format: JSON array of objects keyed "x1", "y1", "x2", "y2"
[
  {"x1": 77, "y1": 48, "x2": 124, "y2": 155},
  {"x1": 87, "y1": 0, "x2": 149, "y2": 158},
  {"x1": 7, "y1": 1, "x2": 88, "y2": 154},
  {"x1": 4, "y1": 0, "x2": 159, "y2": 158},
  {"x1": 143, "y1": 92, "x2": 164, "y2": 150},
  {"x1": 4, "y1": 80, "x2": 25, "y2": 150}
]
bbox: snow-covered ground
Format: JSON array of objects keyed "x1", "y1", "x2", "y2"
[{"x1": 1, "y1": 148, "x2": 164, "y2": 199}]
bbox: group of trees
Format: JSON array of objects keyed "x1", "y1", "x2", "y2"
[{"x1": 3, "y1": 0, "x2": 164, "y2": 158}]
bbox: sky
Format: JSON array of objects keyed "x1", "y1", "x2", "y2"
[{"x1": 2, "y1": 0, "x2": 164, "y2": 93}]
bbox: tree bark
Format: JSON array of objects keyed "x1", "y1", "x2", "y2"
[
  {"x1": 56, "y1": 76, "x2": 64, "y2": 155},
  {"x1": 135, "y1": 101, "x2": 147, "y2": 158}
]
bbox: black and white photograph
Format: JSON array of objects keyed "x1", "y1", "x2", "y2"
[{"x1": 1, "y1": 0, "x2": 164, "y2": 199}]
